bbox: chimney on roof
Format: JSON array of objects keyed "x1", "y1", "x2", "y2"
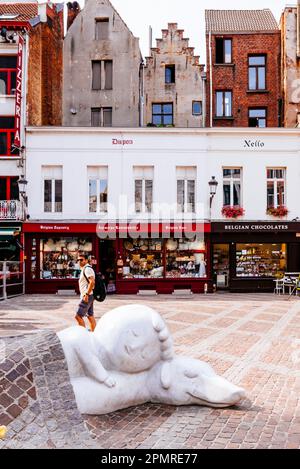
[
  {"x1": 38, "y1": 3, "x2": 47, "y2": 23},
  {"x1": 67, "y1": 1, "x2": 81, "y2": 30}
]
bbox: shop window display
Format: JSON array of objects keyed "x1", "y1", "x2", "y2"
[
  {"x1": 121, "y1": 237, "x2": 207, "y2": 280},
  {"x1": 236, "y1": 243, "x2": 286, "y2": 278},
  {"x1": 122, "y1": 239, "x2": 163, "y2": 279},
  {"x1": 40, "y1": 237, "x2": 93, "y2": 279},
  {"x1": 166, "y1": 237, "x2": 206, "y2": 278}
]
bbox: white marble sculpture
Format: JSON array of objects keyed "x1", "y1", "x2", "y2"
[{"x1": 58, "y1": 305, "x2": 245, "y2": 415}]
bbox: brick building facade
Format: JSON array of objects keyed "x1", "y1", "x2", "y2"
[
  {"x1": 205, "y1": 10, "x2": 281, "y2": 128},
  {"x1": 27, "y1": 3, "x2": 64, "y2": 126}
]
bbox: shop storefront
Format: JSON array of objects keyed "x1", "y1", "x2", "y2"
[
  {"x1": 23, "y1": 223, "x2": 98, "y2": 294},
  {"x1": 23, "y1": 222, "x2": 211, "y2": 294},
  {"x1": 211, "y1": 222, "x2": 300, "y2": 292},
  {"x1": 0, "y1": 223, "x2": 23, "y2": 262}
]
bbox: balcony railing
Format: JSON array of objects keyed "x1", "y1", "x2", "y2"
[{"x1": 0, "y1": 200, "x2": 24, "y2": 220}]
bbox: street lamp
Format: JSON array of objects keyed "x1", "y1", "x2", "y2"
[
  {"x1": 209, "y1": 176, "x2": 218, "y2": 208},
  {"x1": 17, "y1": 175, "x2": 28, "y2": 207}
]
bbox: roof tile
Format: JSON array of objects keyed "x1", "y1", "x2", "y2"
[
  {"x1": 0, "y1": 3, "x2": 38, "y2": 22},
  {"x1": 205, "y1": 9, "x2": 279, "y2": 33}
]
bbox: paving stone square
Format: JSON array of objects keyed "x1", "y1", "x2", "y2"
[{"x1": 0, "y1": 293, "x2": 300, "y2": 449}]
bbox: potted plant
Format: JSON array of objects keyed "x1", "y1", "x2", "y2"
[
  {"x1": 266, "y1": 206, "x2": 289, "y2": 218},
  {"x1": 222, "y1": 205, "x2": 245, "y2": 219}
]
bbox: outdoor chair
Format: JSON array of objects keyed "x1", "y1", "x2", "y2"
[
  {"x1": 274, "y1": 278, "x2": 284, "y2": 295},
  {"x1": 287, "y1": 275, "x2": 300, "y2": 300}
]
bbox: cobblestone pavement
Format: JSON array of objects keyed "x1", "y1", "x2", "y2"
[
  {"x1": 1, "y1": 293, "x2": 300, "y2": 449},
  {"x1": 0, "y1": 331, "x2": 97, "y2": 449}
]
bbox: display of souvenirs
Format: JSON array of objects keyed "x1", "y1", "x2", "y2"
[
  {"x1": 166, "y1": 253, "x2": 206, "y2": 278},
  {"x1": 122, "y1": 252, "x2": 163, "y2": 279},
  {"x1": 122, "y1": 238, "x2": 164, "y2": 279},
  {"x1": 124, "y1": 239, "x2": 163, "y2": 253},
  {"x1": 40, "y1": 237, "x2": 93, "y2": 279},
  {"x1": 121, "y1": 237, "x2": 206, "y2": 279},
  {"x1": 166, "y1": 239, "x2": 178, "y2": 251},
  {"x1": 166, "y1": 237, "x2": 206, "y2": 278}
]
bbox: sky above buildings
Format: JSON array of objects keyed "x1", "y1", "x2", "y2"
[{"x1": 45, "y1": 0, "x2": 294, "y2": 61}]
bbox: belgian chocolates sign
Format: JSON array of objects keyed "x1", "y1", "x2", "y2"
[{"x1": 212, "y1": 222, "x2": 300, "y2": 233}]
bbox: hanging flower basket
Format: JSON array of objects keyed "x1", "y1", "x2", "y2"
[
  {"x1": 266, "y1": 206, "x2": 289, "y2": 218},
  {"x1": 222, "y1": 205, "x2": 245, "y2": 219}
]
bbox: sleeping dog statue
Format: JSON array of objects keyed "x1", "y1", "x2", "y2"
[{"x1": 58, "y1": 305, "x2": 245, "y2": 415}]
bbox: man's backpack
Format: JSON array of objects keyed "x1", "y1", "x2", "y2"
[{"x1": 83, "y1": 267, "x2": 107, "y2": 302}]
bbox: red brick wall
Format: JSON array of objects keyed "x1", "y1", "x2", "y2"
[
  {"x1": 206, "y1": 32, "x2": 282, "y2": 127},
  {"x1": 27, "y1": 7, "x2": 63, "y2": 126}
]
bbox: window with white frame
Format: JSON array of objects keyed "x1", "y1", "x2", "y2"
[
  {"x1": 42, "y1": 166, "x2": 63, "y2": 213},
  {"x1": 176, "y1": 167, "x2": 196, "y2": 213},
  {"x1": 216, "y1": 91, "x2": 232, "y2": 117},
  {"x1": 91, "y1": 107, "x2": 112, "y2": 127},
  {"x1": 267, "y1": 168, "x2": 286, "y2": 209},
  {"x1": 88, "y1": 166, "x2": 108, "y2": 213},
  {"x1": 134, "y1": 166, "x2": 153, "y2": 213},
  {"x1": 223, "y1": 168, "x2": 242, "y2": 206}
]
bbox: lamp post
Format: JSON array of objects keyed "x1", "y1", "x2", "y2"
[
  {"x1": 209, "y1": 176, "x2": 218, "y2": 208},
  {"x1": 209, "y1": 176, "x2": 218, "y2": 221},
  {"x1": 17, "y1": 175, "x2": 28, "y2": 220}
]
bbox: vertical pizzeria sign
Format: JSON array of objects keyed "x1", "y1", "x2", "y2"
[{"x1": 14, "y1": 35, "x2": 24, "y2": 148}]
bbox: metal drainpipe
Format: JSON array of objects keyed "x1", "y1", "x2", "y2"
[
  {"x1": 297, "y1": 0, "x2": 300, "y2": 58},
  {"x1": 209, "y1": 31, "x2": 213, "y2": 128},
  {"x1": 140, "y1": 61, "x2": 145, "y2": 127},
  {"x1": 202, "y1": 74, "x2": 206, "y2": 128}
]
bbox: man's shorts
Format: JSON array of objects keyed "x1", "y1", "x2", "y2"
[{"x1": 77, "y1": 294, "x2": 94, "y2": 318}]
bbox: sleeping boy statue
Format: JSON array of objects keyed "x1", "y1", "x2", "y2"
[{"x1": 58, "y1": 305, "x2": 245, "y2": 415}]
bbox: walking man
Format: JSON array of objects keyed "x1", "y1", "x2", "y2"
[{"x1": 75, "y1": 254, "x2": 97, "y2": 331}]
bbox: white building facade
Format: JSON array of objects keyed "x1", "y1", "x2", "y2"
[{"x1": 23, "y1": 127, "x2": 300, "y2": 294}]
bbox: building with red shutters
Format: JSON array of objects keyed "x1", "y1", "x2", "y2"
[{"x1": 0, "y1": 1, "x2": 63, "y2": 292}]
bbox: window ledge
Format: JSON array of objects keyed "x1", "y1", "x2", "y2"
[
  {"x1": 247, "y1": 89, "x2": 269, "y2": 94},
  {"x1": 0, "y1": 155, "x2": 21, "y2": 159},
  {"x1": 213, "y1": 63, "x2": 235, "y2": 67},
  {"x1": 213, "y1": 116, "x2": 234, "y2": 120},
  {"x1": 0, "y1": 94, "x2": 16, "y2": 98}
]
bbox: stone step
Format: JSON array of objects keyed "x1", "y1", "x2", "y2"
[
  {"x1": 56, "y1": 290, "x2": 77, "y2": 296},
  {"x1": 172, "y1": 289, "x2": 193, "y2": 297},
  {"x1": 137, "y1": 290, "x2": 158, "y2": 296}
]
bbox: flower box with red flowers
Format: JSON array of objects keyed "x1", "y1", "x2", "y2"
[
  {"x1": 266, "y1": 206, "x2": 289, "y2": 218},
  {"x1": 221, "y1": 206, "x2": 245, "y2": 219}
]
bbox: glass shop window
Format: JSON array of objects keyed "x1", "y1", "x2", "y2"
[
  {"x1": 236, "y1": 243, "x2": 287, "y2": 278},
  {"x1": 39, "y1": 237, "x2": 93, "y2": 280}
]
